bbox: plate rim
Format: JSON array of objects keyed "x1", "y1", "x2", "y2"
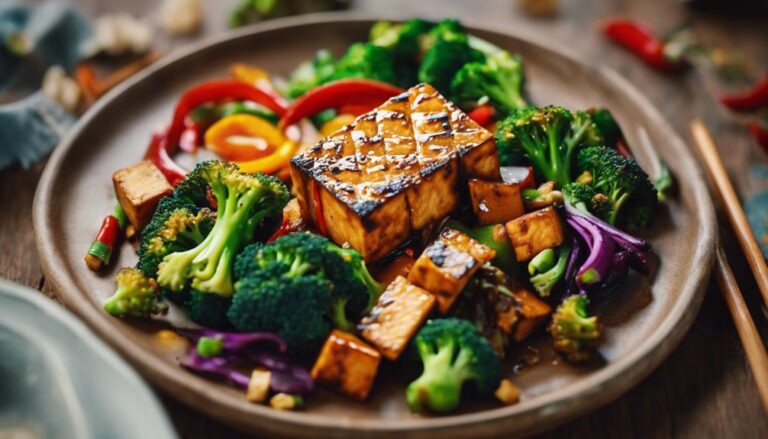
[{"x1": 32, "y1": 12, "x2": 717, "y2": 438}]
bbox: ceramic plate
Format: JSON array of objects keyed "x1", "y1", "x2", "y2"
[
  {"x1": 33, "y1": 14, "x2": 716, "y2": 438},
  {"x1": 0, "y1": 280, "x2": 176, "y2": 439}
]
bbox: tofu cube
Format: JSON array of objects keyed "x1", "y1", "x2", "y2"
[
  {"x1": 310, "y1": 330, "x2": 382, "y2": 400},
  {"x1": 408, "y1": 227, "x2": 496, "y2": 314},
  {"x1": 505, "y1": 206, "x2": 565, "y2": 261},
  {"x1": 509, "y1": 284, "x2": 552, "y2": 342},
  {"x1": 359, "y1": 276, "x2": 436, "y2": 361},
  {"x1": 468, "y1": 179, "x2": 525, "y2": 225},
  {"x1": 112, "y1": 161, "x2": 173, "y2": 230}
]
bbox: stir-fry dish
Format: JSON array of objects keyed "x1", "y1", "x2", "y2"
[{"x1": 93, "y1": 19, "x2": 669, "y2": 413}]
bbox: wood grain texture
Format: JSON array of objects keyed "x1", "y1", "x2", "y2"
[{"x1": 4, "y1": 0, "x2": 767, "y2": 437}]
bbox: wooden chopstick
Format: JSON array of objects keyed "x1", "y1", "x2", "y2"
[
  {"x1": 714, "y1": 246, "x2": 768, "y2": 414},
  {"x1": 690, "y1": 120, "x2": 768, "y2": 413},
  {"x1": 691, "y1": 120, "x2": 768, "y2": 308}
]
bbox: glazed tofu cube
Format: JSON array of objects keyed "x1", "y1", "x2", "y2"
[
  {"x1": 505, "y1": 206, "x2": 565, "y2": 261},
  {"x1": 112, "y1": 161, "x2": 173, "y2": 230},
  {"x1": 310, "y1": 330, "x2": 382, "y2": 400},
  {"x1": 408, "y1": 227, "x2": 496, "y2": 313},
  {"x1": 468, "y1": 179, "x2": 525, "y2": 225},
  {"x1": 509, "y1": 285, "x2": 552, "y2": 342},
  {"x1": 359, "y1": 276, "x2": 436, "y2": 361}
]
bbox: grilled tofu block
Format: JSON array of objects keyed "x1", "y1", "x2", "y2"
[
  {"x1": 359, "y1": 276, "x2": 436, "y2": 361},
  {"x1": 112, "y1": 161, "x2": 173, "y2": 230},
  {"x1": 509, "y1": 285, "x2": 552, "y2": 342},
  {"x1": 446, "y1": 101, "x2": 500, "y2": 180},
  {"x1": 408, "y1": 227, "x2": 496, "y2": 313},
  {"x1": 505, "y1": 206, "x2": 565, "y2": 261},
  {"x1": 310, "y1": 330, "x2": 382, "y2": 400},
  {"x1": 468, "y1": 179, "x2": 525, "y2": 225},
  {"x1": 290, "y1": 84, "x2": 501, "y2": 261}
]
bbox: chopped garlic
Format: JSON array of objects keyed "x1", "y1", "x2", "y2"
[
  {"x1": 495, "y1": 379, "x2": 521, "y2": 405},
  {"x1": 92, "y1": 14, "x2": 153, "y2": 56},
  {"x1": 41, "y1": 66, "x2": 81, "y2": 113},
  {"x1": 246, "y1": 369, "x2": 271, "y2": 403},
  {"x1": 160, "y1": 0, "x2": 202, "y2": 36},
  {"x1": 269, "y1": 393, "x2": 303, "y2": 411}
]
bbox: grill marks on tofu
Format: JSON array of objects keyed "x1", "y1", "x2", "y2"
[
  {"x1": 408, "y1": 227, "x2": 496, "y2": 314},
  {"x1": 359, "y1": 276, "x2": 436, "y2": 361},
  {"x1": 290, "y1": 84, "x2": 498, "y2": 261}
]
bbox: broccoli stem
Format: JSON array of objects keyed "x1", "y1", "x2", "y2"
[
  {"x1": 157, "y1": 180, "x2": 269, "y2": 296},
  {"x1": 329, "y1": 299, "x2": 355, "y2": 332},
  {"x1": 406, "y1": 338, "x2": 472, "y2": 412}
]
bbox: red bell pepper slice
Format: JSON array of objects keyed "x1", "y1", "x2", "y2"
[
  {"x1": 146, "y1": 80, "x2": 288, "y2": 186},
  {"x1": 278, "y1": 79, "x2": 404, "y2": 130},
  {"x1": 748, "y1": 121, "x2": 768, "y2": 153},
  {"x1": 467, "y1": 104, "x2": 495, "y2": 127},
  {"x1": 602, "y1": 19, "x2": 684, "y2": 72},
  {"x1": 719, "y1": 76, "x2": 768, "y2": 112}
]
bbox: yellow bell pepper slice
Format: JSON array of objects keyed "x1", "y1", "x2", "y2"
[
  {"x1": 320, "y1": 114, "x2": 356, "y2": 137},
  {"x1": 234, "y1": 139, "x2": 299, "y2": 175}
]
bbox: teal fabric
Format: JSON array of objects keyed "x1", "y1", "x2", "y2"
[
  {"x1": 0, "y1": 2, "x2": 91, "y2": 169},
  {"x1": 0, "y1": 91, "x2": 76, "y2": 169},
  {"x1": 0, "y1": 2, "x2": 92, "y2": 92}
]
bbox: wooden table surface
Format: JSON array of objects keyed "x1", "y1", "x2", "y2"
[{"x1": 5, "y1": 0, "x2": 768, "y2": 437}]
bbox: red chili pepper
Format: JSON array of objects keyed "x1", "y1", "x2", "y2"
[
  {"x1": 146, "y1": 80, "x2": 289, "y2": 186},
  {"x1": 719, "y1": 76, "x2": 768, "y2": 112},
  {"x1": 311, "y1": 180, "x2": 328, "y2": 236},
  {"x1": 85, "y1": 206, "x2": 127, "y2": 271},
  {"x1": 267, "y1": 217, "x2": 292, "y2": 243},
  {"x1": 467, "y1": 104, "x2": 495, "y2": 127},
  {"x1": 278, "y1": 79, "x2": 404, "y2": 130},
  {"x1": 337, "y1": 102, "x2": 381, "y2": 116},
  {"x1": 748, "y1": 121, "x2": 768, "y2": 152},
  {"x1": 602, "y1": 19, "x2": 684, "y2": 72},
  {"x1": 616, "y1": 138, "x2": 633, "y2": 158},
  {"x1": 519, "y1": 166, "x2": 536, "y2": 190}
]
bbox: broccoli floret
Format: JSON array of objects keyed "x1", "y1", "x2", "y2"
[
  {"x1": 326, "y1": 42, "x2": 398, "y2": 85},
  {"x1": 284, "y1": 49, "x2": 338, "y2": 99},
  {"x1": 528, "y1": 244, "x2": 570, "y2": 297},
  {"x1": 370, "y1": 19, "x2": 433, "y2": 88},
  {"x1": 561, "y1": 182, "x2": 611, "y2": 218},
  {"x1": 228, "y1": 268, "x2": 334, "y2": 352},
  {"x1": 576, "y1": 146, "x2": 658, "y2": 227},
  {"x1": 419, "y1": 39, "x2": 484, "y2": 95},
  {"x1": 494, "y1": 107, "x2": 599, "y2": 181},
  {"x1": 417, "y1": 20, "x2": 483, "y2": 94},
  {"x1": 136, "y1": 197, "x2": 214, "y2": 278},
  {"x1": 548, "y1": 295, "x2": 602, "y2": 362},
  {"x1": 104, "y1": 268, "x2": 167, "y2": 318},
  {"x1": 451, "y1": 50, "x2": 527, "y2": 116},
  {"x1": 406, "y1": 318, "x2": 502, "y2": 413},
  {"x1": 228, "y1": 233, "x2": 383, "y2": 349},
  {"x1": 370, "y1": 19, "x2": 432, "y2": 61},
  {"x1": 587, "y1": 108, "x2": 624, "y2": 149},
  {"x1": 421, "y1": 19, "x2": 469, "y2": 48},
  {"x1": 186, "y1": 290, "x2": 233, "y2": 329},
  {"x1": 156, "y1": 161, "x2": 289, "y2": 298}
]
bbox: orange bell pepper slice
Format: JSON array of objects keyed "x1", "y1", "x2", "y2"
[{"x1": 205, "y1": 114, "x2": 284, "y2": 162}]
